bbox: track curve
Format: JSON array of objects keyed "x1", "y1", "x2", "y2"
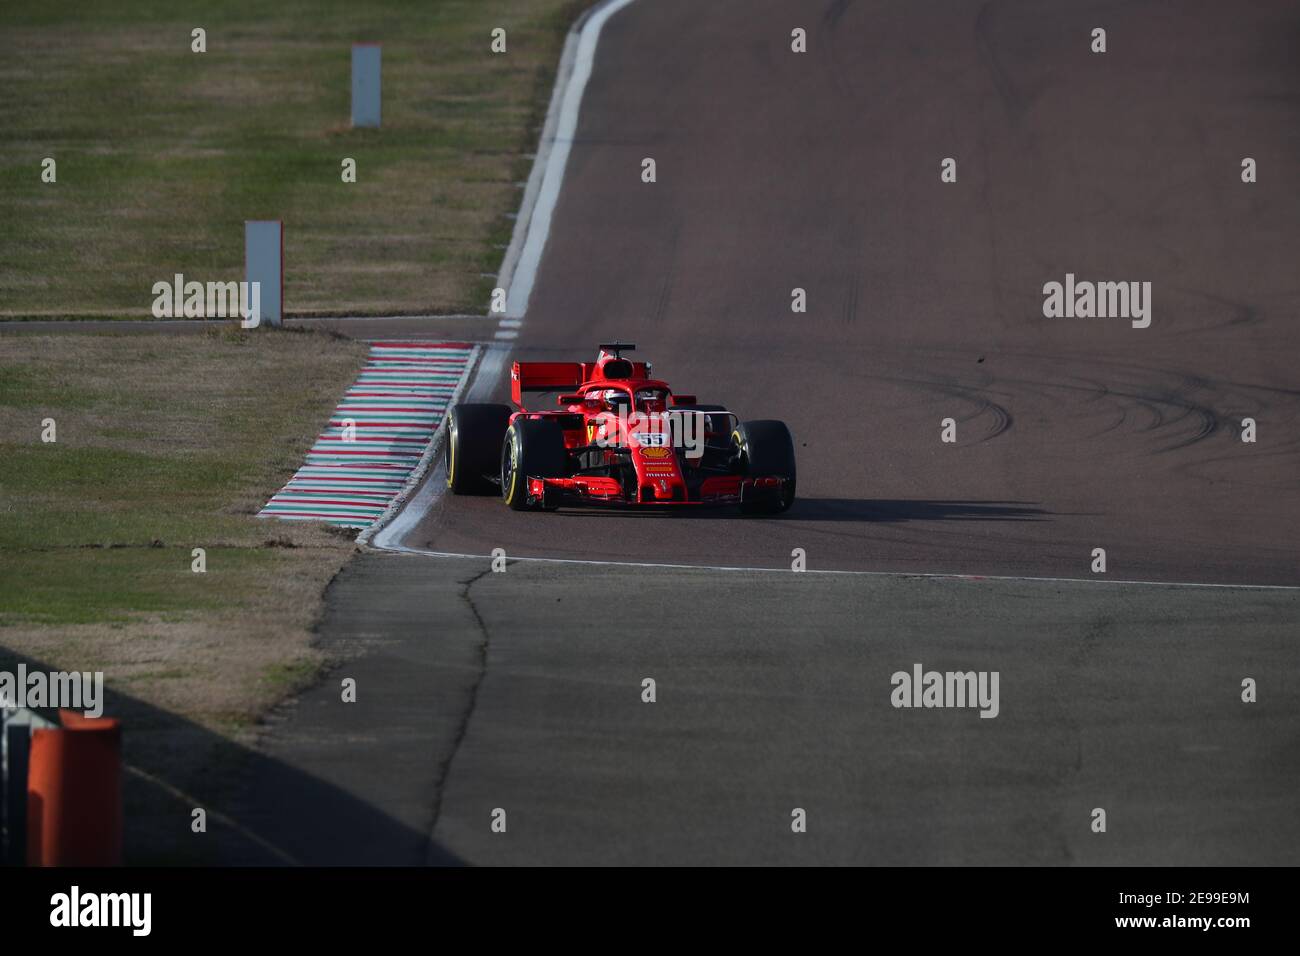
[{"x1": 408, "y1": 0, "x2": 1300, "y2": 587}]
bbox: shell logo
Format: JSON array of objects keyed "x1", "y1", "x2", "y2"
[{"x1": 640, "y1": 447, "x2": 672, "y2": 459}]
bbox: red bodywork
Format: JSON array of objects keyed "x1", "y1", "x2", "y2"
[{"x1": 508, "y1": 347, "x2": 786, "y2": 509}]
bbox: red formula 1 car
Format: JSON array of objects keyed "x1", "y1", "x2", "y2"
[{"x1": 444, "y1": 343, "x2": 795, "y2": 513}]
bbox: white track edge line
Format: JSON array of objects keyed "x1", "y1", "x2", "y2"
[
  {"x1": 371, "y1": 546, "x2": 1300, "y2": 591},
  {"x1": 354, "y1": 346, "x2": 480, "y2": 548},
  {"x1": 366, "y1": 1, "x2": 635, "y2": 551},
  {"x1": 503, "y1": 0, "x2": 639, "y2": 317}
]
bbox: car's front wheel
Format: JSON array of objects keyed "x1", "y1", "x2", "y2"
[
  {"x1": 732, "y1": 419, "x2": 796, "y2": 514},
  {"x1": 501, "y1": 417, "x2": 568, "y2": 511}
]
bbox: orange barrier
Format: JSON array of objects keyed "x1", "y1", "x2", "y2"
[{"x1": 27, "y1": 711, "x2": 122, "y2": 866}]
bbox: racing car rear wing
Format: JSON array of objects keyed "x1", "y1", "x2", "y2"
[
  {"x1": 511, "y1": 363, "x2": 583, "y2": 408},
  {"x1": 511, "y1": 360, "x2": 653, "y2": 407}
]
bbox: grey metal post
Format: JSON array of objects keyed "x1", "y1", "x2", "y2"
[
  {"x1": 244, "y1": 220, "x2": 283, "y2": 327},
  {"x1": 352, "y1": 43, "x2": 382, "y2": 128}
]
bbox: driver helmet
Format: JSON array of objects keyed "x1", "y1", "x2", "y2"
[
  {"x1": 603, "y1": 388, "x2": 631, "y2": 412},
  {"x1": 637, "y1": 388, "x2": 667, "y2": 414}
]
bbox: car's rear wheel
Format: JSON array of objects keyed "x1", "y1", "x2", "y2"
[
  {"x1": 501, "y1": 418, "x2": 568, "y2": 511},
  {"x1": 445, "y1": 404, "x2": 513, "y2": 494},
  {"x1": 732, "y1": 420, "x2": 796, "y2": 514}
]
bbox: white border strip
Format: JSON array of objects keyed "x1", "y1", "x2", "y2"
[
  {"x1": 354, "y1": 344, "x2": 480, "y2": 548},
  {"x1": 366, "y1": 1, "x2": 636, "y2": 550},
  {"x1": 502, "y1": 0, "x2": 638, "y2": 317},
  {"x1": 373, "y1": 546, "x2": 1300, "y2": 591},
  {"x1": 367, "y1": 346, "x2": 511, "y2": 551}
]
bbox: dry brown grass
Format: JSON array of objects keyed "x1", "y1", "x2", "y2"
[{"x1": 0, "y1": 330, "x2": 369, "y2": 740}]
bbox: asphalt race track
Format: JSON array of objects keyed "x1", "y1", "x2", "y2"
[{"x1": 246, "y1": 0, "x2": 1300, "y2": 865}]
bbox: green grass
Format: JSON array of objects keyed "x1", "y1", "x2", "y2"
[
  {"x1": 0, "y1": 332, "x2": 368, "y2": 704},
  {"x1": 0, "y1": 0, "x2": 583, "y2": 317},
  {"x1": 0, "y1": 547, "x2": 264, "y2": 626}
]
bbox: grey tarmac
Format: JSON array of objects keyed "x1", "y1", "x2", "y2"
[{"x1": 247, "y1": 0, "x2": 1300, "y2": 864}]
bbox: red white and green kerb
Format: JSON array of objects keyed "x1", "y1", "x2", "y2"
[{"x1": 259, "y1": 342, "x2": 474, "y2": 529}]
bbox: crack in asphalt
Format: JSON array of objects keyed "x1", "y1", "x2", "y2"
[{"x1": 423, "y1": 565, "x2": 495, "y2": 862}]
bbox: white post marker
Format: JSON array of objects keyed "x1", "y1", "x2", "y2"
[
  {"x1": 244, "y1": 220, "x2": 283, "y2": 327},
  {"x1": 352, "y1": 43, "x2": 382, "y2": 128}
]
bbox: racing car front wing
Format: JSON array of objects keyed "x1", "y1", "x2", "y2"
[{"x1": 528, "y1": 474, "x2": 787, "y2": 509}]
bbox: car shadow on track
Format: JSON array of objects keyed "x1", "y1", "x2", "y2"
[
  {"x1": 785, "y1": 498, "x2": 1050, "y2": 522},
  {"x1": 546, "y1": 498, "x2": 1050, "y2": 522}
]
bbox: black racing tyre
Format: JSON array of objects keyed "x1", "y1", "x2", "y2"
[
  {"x1": 445, "y1": 404, "x2": 513, "y2": 495},
  {"x1": 732, "y1": 419, "x2": 797, "y2": 514},
  {"x1": 501, "y1": 417, "x2": 569, "y2": 511}
]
